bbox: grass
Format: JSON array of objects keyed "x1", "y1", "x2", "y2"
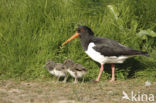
[{"x1": 0, "y1": 0, "x2": 156, "y2": 81}]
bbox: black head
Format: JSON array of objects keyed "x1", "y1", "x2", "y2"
[
  {"x1": 44, "y1": 60, "x2": 55, "y2": 70},
  {"x1": 62, "y1": 25, "x2": 94, "y2": 47},
  {"x1": 77, "y1": 26, "x2": 94, "y2": 36}
]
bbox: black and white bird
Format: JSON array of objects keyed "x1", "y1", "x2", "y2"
[
  {"x1": 64, "y1": 59, "x2": 88, "y2": 83},
  {"x1": 62, "y1": 26, "x2": 149, "y2": 82},
  {"x1": 44, "y1": 60, "x2": 68, "y2": 82}
]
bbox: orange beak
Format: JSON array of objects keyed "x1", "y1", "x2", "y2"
[{"x1": 62, "y1": 32, "x2": 80, "y2": 46}]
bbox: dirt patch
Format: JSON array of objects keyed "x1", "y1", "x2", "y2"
[{"x1": 0, "y1": 79, "x2": 156, "y2": 103}]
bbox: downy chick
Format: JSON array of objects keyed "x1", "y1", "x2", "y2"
[
  {"x1": 44, "y1": 60, "x2": 68, "y2": 82},
  {"x1": 64, "y1": 59, "x2": 88, "y2": 83}
]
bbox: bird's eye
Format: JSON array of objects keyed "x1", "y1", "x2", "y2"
[{"x1": 80, "y1": 28, "x2": 84, "y2": 32}]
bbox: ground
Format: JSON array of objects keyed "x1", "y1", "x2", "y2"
[{"x1": 0, "y1": 79, "x2": 156, "y2": 103}]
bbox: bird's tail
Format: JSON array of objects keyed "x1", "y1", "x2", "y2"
[
  {"x1": 140, "y1": 51, "x2": 149, "y2": 57},
  {"x1": 130, "y1": 50, "x2": 149, "y2": 57}
]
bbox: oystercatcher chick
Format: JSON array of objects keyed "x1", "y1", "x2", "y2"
[
  {"x1": 44, "y1": 60, "x2": 68, "y2": 83},
  {"x1": 62, "y1": 26, "x2": 149, "y2": 82},
  {"x1": 64, "y1": 59, "x2": 88, "y2": 83}
]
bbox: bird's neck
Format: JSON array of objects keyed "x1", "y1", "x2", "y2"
[
  {"x1": 80, "y1": 35, "x2": 94, "y2": 51},
  {"x1": 48, "y1": 67, "x2": 54, "y2": 71}
]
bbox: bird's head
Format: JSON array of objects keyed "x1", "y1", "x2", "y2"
[
  {"x1": 62, "y1": 26, "x2": 94, "y2": 46},
  {"x1": 44, "y1": 60, "x2": 55, "y2": 70},
  {"x1": 64, "y1": 59, "x2": 75, "y2": 67}
]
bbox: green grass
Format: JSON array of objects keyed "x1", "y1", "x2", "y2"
[{"x1": 0, "y1": 0, "x2": 156, "y2": 81}]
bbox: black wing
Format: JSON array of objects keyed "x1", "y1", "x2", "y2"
[{"x1": 92, "y1": 37, "x2": 146, "y2": 56}]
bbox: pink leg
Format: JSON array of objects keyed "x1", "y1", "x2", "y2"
[
  {"x1": 110, "y1": 64, "x2": 115, "y2": 82},
  {"x1": 96, "y1": 64, "x2": 104, "y2": 82}
]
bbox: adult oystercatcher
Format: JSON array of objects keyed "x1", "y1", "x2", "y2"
[{"x1": 62, "y1": 26, "x2": 149, "y2": 82}]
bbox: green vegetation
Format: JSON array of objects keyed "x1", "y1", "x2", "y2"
[{"x1": 0, "y1": 0, "x2": 156, "y2": 81}]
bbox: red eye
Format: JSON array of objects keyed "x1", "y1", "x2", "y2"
[{"x1": 81, "y1": 28, "x2": 84, "y2": 32}]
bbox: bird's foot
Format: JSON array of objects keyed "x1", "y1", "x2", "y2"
[
  {"x1": 55, "y1": 81, "x2": 59, "y2": 84},
  {"x1": 91, "y1": 80, "x2": 99, "y2": 83},
  {"x1": 74, "y1": 78, "x2": 78, "y2": 84},
  {"x1": 74, "y1": 81, "x2": 78, "y2": 84},
  {"x1": 63, "y1": 80, "x2": 67, "y2": 83},
  {"x1": 109, "y1": 79, "x2": 115, "y2": 82},
  {"x1": 63, "y1": 77, "x2": 68, "y2": 83}
]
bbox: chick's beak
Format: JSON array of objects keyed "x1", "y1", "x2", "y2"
[{"x1": 62, "y1": 32, "x2": 79, "y2": 46}]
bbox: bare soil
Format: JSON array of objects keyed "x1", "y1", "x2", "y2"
[{"x1": 0, "y1": 79, "x2": 156, "y2": 103}]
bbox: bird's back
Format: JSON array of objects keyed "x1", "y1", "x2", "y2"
[
  {"x1": 55, "y1": 63, "x2": 66, "y2": 71},
  {"x1": 71, "y1": 63, "x2": 88, "y2": 72},
  {"x1": 92, "y1": 37, "x2": 148, "y2": 57}
]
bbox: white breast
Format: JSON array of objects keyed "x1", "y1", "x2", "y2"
[
  {"x1": 67, "y1": 69, "x2": 76, "y2": 78},
  {"x1": 67, "y1": 69, "x2": 86, "y2": 78},
  {"x1": 85, "y1": 42, "x2": 129, "y2": 64},
  {"x1": 50, "y1": 69, "x2": 66, "y2": 77},
  {"x1": 85, "y1": 43, "x2": 106, "y2": 64},
  {"x1": 77, "y1": 71, "x2": 87, "y2": 78}
]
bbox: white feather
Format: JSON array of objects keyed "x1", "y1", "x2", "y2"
[
  {"x1": 67, "y1": 69, "x2": 76, "y2": 77},
  {"x1": 49, "y1": 69, "x2": 66, "y2": 77},
  {"x1": 85, "y1": 42, "x2": 129, "y2": 64},
  {"x1": 67, "y1": 69, "x2": 86, "y2": 78},
  {"x1": 77, "y1": 71, "x2": 86, "y2": 78}
]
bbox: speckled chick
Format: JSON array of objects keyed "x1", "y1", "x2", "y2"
[
  {"x1": 64, "y1": 59, "x2": 88, "y2": 83},
  {"x1": 44, "y1": 60, "x2": 68, "y2": 82}
]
